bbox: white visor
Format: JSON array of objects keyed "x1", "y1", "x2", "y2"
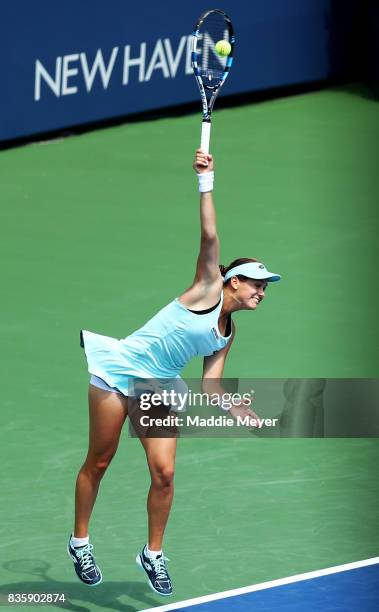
[{"x1": 223, "y1": 262, "x2": 281, "y2": 283}]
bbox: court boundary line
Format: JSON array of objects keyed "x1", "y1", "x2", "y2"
[{"x1": 140, "y1": 556, "x2": 379, "y2": 611}]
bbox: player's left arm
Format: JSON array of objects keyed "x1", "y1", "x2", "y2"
[
  {"x1": 202, "y1": 323, "x2": 260, "y2": 425},
  {"x1": 202, "y1": 321, "x2": 236, "y2": 384}
]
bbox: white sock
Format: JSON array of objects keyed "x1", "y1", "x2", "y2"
[
  {"x1": 145, "y1": 544, "x2": 162, "y2": 559},
  {"x1": 71, "y1": 534, "x2": 89, "y2": 548}
]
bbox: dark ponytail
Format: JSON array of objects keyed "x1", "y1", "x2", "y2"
[{"x1": 219, "y1": 264, "x2": 227, "y2": 277}]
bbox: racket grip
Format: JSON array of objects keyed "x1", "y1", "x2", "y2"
[{"x1": 200, "y1": 120, "x2": 211, "y2": 155}]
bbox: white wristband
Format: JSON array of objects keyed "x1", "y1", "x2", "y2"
[{"x1": 197, "y1": 171, "x2": 214, "y2": 193}]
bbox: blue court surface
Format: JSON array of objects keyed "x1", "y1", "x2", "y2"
[{"x1": 142, "y1": 558, "x2": 379, "y2": 612}]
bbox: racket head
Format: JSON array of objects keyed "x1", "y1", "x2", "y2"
[{"x1": 192, "y1": 9, "x2": 235, "y2": 116}]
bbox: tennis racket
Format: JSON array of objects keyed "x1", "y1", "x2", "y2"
[{"x1": 191, "y1": 9, "x2": 235, "y2": 154}]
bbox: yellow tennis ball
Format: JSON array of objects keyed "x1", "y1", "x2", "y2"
[{"x1": 215, "y1": 40, "x2": 231, "y2": 57}]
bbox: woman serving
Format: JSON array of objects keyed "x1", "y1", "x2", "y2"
[{"x1": 67, "y1": 149, "x2": 281, "y2": 596}]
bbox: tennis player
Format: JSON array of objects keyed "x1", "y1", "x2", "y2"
[{"x1": 67, "y1": 149, "x2": 281, "y2": 595}]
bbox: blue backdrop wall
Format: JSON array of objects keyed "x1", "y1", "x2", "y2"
[{"x1": 1, "y1": 0, "x2": 360, "y2": 143}]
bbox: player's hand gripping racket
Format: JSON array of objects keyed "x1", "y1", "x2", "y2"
[{"x1": 191, "y1": 9, "x2": 235, "y2": 154}]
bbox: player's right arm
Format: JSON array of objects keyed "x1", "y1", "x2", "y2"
[{"x1": 179, "y1": 150, "x2": 223, "y2": 309}]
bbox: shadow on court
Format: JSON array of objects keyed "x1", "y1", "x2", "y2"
[{"x1": 1, "y1": 559, "x2": 161, "y2": 611}]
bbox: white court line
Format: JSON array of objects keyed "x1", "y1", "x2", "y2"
[{"x1": 141, "y1": 556, "x2": 379, "y2": 612}]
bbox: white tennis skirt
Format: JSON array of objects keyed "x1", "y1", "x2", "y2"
[{"x1": 81, "y1": 330, "x2": 188, "y2": 409}]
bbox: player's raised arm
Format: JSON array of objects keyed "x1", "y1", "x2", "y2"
[{"x1": 192, "y1": 149, "x2": 221, "y2": 285}]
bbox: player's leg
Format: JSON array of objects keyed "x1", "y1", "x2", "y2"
[
  {"x1": 136, "y1": 436, "x2": 177, "y2": 596},
  {"x1": 142, "y1": 436, "x2": 177, "y2": 549},
  {"x1": 74, "y1": 384, "x2": 128, "y2": 536},
  {"x1": 68, "y1": 384, "x2": 128, "y2": 586}
]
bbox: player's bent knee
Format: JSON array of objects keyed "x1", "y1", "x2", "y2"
[
  {"x1": 84, "y1": 452, "x2": 116, "y2": 477},
  {"x1": 152, "y1": 466, "x2": 175, "y2": 489},
  {"x1": 94, "y1": 457, "x2": 114, "y2": 473}
]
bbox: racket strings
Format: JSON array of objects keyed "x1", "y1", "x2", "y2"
[{"x1": 198, "y1": 13, "x2": 231, "y2": 86}]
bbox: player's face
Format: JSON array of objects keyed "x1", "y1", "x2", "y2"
[{"x1": 236, "y1": 279, "x2": 268, "y2": 310}]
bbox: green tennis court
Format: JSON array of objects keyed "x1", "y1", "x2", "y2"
[{"x1": 1, "y1": 85, "x2": 378, "y2": 610}]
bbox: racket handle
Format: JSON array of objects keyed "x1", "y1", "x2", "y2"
[{"x1": 200, "y1": 120, "x2": 211, "y2": 155}]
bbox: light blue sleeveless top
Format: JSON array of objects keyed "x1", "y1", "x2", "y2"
[{"x1": 81, "y1": 292, "x2": 232, "y2": 395}]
